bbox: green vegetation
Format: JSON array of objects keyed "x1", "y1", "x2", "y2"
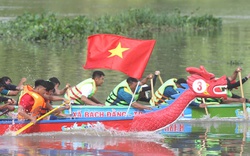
[{"x1": 0, "y1": 8, "x2": 222, "y2": 43}]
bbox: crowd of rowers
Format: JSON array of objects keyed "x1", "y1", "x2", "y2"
[{"x1": 0, "y1": 67, "x2": 249, "y2": 123}]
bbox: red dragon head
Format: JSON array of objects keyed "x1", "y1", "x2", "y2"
[{"x1": 186, "y1": 66, "x2": 227, "y2": 99}]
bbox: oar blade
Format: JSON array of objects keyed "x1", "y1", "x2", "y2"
[{"x1": 14, "y1": 122, "x2": 34, "y2": 136}]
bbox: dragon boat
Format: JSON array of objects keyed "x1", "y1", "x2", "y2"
[{"x1": 0, "y1": 66, "x2": 228, "y2": 135}]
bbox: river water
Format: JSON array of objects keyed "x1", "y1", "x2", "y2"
[{"x1": 1, "y1": 0, "x2": 250, "y2": 155}]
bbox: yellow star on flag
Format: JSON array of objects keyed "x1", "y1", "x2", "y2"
[{"x1": 108, "y1": 42, "x2": 129, "y2": 58}]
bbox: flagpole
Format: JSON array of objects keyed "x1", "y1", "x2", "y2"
[{"x1": 125, "y1": 81, "x2": 140, "y2": 117}]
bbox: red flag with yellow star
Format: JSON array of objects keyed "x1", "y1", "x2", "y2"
[{"x1": 83, "y1": 34, "x2": 156, "y2": 79}]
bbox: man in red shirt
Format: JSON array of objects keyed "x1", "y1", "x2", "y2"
[{"x1": 18, "y1": 79, "x2": 69, "y2": 123}]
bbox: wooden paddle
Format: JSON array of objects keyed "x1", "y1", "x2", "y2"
[
  {"x1": 202, "y1": 98, "x2": 209, "y2": 115},
  {"x1": 0, "y1": 109, "x2": 9, "y2": 117},
  {"x1": 14, "y1": 103, "x2": 66, "y2": 136},
  {"x1": 238, "y1": 71, "x2": 248, "y2": 119},
  {"x1": 68, "y1": 100, "x2": 73, "y2": 115},
  {"x1": 158, "y1": 74, "x2": 164, "y2": 85},
  {"x1": 150, "y1": 78, "x2": 156, "y2": 106}
]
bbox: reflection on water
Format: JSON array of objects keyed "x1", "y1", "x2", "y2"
[
  {"x1": 0, "y1": 132, "x2": 169, "y2": 156},
  {"x1": 0, "y1": 121, "x2": 250, "y2": 155},
  {"x1": 162, "y1": 121, "x2": 250, "y2": 156}
]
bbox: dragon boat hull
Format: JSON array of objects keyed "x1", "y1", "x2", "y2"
[
  {"x1": 0, "y1": 103, "x2": 248, "y2": 135},
  {"x1": 0, "y1": 116, "x2": 191, "y2": 135},
  {"x1": 0, "y1": 117, "x2": 134, "y2": 135}
]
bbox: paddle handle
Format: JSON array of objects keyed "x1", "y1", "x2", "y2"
[
  {"x1": 0, "y1": 109, "x2": 9, "y2": 117},
  {"x1": 14, "y1": 103, "x2": 66, "y2": 136},
  {"x1": 202, "y1": 98, "x2": 209, "y2": 115},
  {"x1": 238, "y1": 72, "x2": 248, "y2": 119},
  {"x1": 69, "y1": 100, "x2": 74, "y2": 115},
  {"x1": 150, "y1": 78, "x2": 155, "y2": 106},
  {"x1": 158, "y1": 75, "x2": 164, "y2": 85}
]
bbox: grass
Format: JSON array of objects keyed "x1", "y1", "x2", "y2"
[{"x1": 0, "y1": 8, "x2": 222, "y2": 43}]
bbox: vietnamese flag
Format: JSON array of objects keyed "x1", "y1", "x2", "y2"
[{"x1": 83, "y1": 34, "x2": 156, "y2": 79}]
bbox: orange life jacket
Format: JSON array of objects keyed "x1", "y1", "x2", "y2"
[{"x1": 18, "y1": 85, "x2": 47, "y2": 119}]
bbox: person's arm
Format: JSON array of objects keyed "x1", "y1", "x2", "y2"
[
  {"x1": 0, "y1": 103, "x2": 9, "y2": 110},
  {"x1": 0, "y1": 96, "x2": 10, "y2": 103},
  {"x1": 118, "y1": 89, "x2": 151, "y2": 110},
  {"x1": 44, "y1": 94, "x2": 64, "y2": 101},
  {"x1": 16, "y1": 78, "x2": 27, "y2": 90},
  {"x1": 225, "y1": 93, "x2": 249, "y2": 103},
  {"x1": 6, "y1": 90, "x2": 20, "y2": 96},
  {"x1": 79, "y1": 84, "x2": 104, "y2": 106},
  {"x1": 45, "y1": 102, "x2": 70, "y2": 114},
  {"x1": 1, "y1": 89, "x2": 19, "y2": 96},
  {"x1": 231, "y1": 93, "x2": 243, "y2": 99},
  {"x1": 222, "y1": 97, "x2": 246, "y2": 104},
  {"x1": 0, "y1": 89, "x2": 8, "y2": 95},
  {"x1": 189, "y1": 100, "x2": 207, "y2": 108},
  {"x1": 18, "y1": 105, "x2": 37, "y2": 123},
  {"x1": 59, "y1": 83, "x2": 70, "y2": 95},
  {"x1": 149, "y1": 71, "x2": 159, "y2": 88},
  {"x1": 189, "y1": 100, "x2": 200, "y2": 107},
  {"x1": 43, "y1": 94, "x2": 69, "y2": 104},
  {"x1": 6, "y1": 98, "x2": 16, "y2": 105},
  {"x1": 140, "y1": 73, "x2": 153, "y2": 85},
  {"x1": 54, "y1": 83, "x2": 70, "y2": 95},
  {"x1": 227, "y1": 75, "x2": 250, "y2": 90},
  {"x1": 131, "y1": 102, "x2": 152, "y2": 110},
  {"x1": 89, "y1": 96, "x2": 103, "y2": 104},
  {"x1": 5, "y1": 84, "x2": 18, "y2": 90},
  {"x1": 227, "y1": 67, "x2": 241, "y2": 81},
  {"x1": 141, "y1": 71, "x2": 160, "y2": 92},
  {"x1": 164, "y1": 86, "x2": 178, "y2": 99},
  {"x1": 80, "y1": 95, "x2": 103, "y2": 106}
]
